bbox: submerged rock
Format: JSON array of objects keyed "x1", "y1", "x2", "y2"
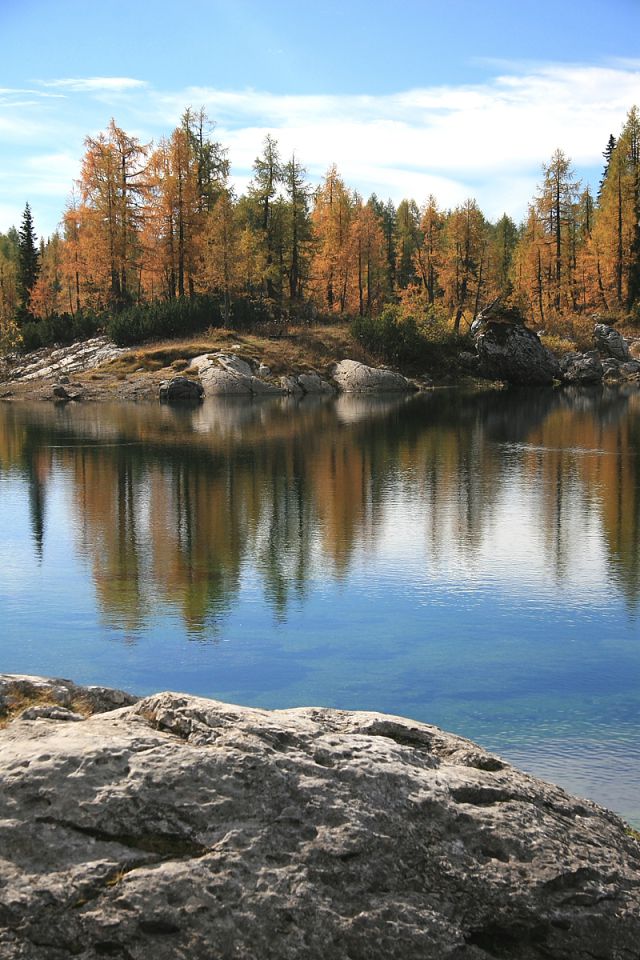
[
  {"x1": 332, "y1": 359, "x2": 414, "y2": 393},
  {"x1": 471, "y1": 303, "x2": 559, "y2": 385},
  {"x1": 1, "y1": 673, "x2": 639, "y2": 960}
]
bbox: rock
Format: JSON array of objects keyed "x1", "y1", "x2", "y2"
[
  {"x1": 280, "y1": 374, "x2": 304, "y2": 396},
  {"x1": 216, "y1": 354, "x2": 254, "y2": 378},
  {"x1": 458, "y1": 350, "x2": 480, "y2": 373},
  {"x1": 297, "y1": 371, "x2": 335, "y2": 394},
  {"x1": 52, "y1": 384, "x2": 72, "y2": 400},
  {"x1": 189, "y1": 355, "x2": 285, "y2": 397},
  {"x1": 620, "y1": 360, "x2": 640, "y2": 380},
  {"x1": 0, "y1": 674, "x2": 138, "y2": 722},
  {"x1": 1, "y1": 674, "x2": 639, "y2": 960},
  {"x1": 158, "y1": 377, "x2": 204, "y2": 403},
  {"x1": 52, "y1": 384, "x2": 82, "y2": 401},
  {"x1": 559, "y1": 350, "x2": 604, "y2": 384},
  {"x1": 471, "y1": 304, "x2": 560, "y2": 385},
  {"x1": 593, "y1": 322, "x2": 631, "y2": 362},
  {"x1": 600, "y1": 358, "x2": 640, "y2": 384},
  {"x1": 332, "y1": 359, "x2": 413, "y2": 393},
  {"x1": 6, "y1": 337, "x2": 128, "y2": 383},
  {"x1": 249, "y1": 376, "x2": 282, "y2": 395}
]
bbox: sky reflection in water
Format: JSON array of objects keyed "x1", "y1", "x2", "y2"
[{"x1": 0, "y1": 387, "x2": 639, "y2": 825}]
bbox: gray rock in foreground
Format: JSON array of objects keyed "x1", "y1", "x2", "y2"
[{"x1": 1, "y1": 674, "x2": 639, "y2": 960}]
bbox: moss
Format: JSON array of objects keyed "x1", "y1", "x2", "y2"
[{"x1": 624, "y1": 825, "x2": 640, "y2": 842}]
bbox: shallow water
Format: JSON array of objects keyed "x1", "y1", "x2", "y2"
[{"x1": 1, "y1": 387, "x2": 639, "y2": 825}]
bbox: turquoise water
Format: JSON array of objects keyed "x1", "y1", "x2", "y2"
[{"x1": 1, "y1": 388, "x2": 639, "y2": 825}]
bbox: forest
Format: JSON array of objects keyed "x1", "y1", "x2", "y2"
[{"x1": 1, "y1": 105, "x2": 640, "y2": 356}]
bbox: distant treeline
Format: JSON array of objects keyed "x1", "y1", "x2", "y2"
[{"x1": 1, "y1": 105, "x2": 640, "y2": 352}]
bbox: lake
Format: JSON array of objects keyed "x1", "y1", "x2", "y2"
[{"x1": 1, "y1": 387, "x2": 639, "y2": 827}]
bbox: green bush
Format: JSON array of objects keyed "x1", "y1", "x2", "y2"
[
  {"x1": 19, "y1": 311, "x2": 102, "y2": 353},
  {"x1": 351, "y1": 304, "x2": 468, "y2": 375},
  {"x1": 106, "y1": 296, "x2": 224, "y2": 346}
]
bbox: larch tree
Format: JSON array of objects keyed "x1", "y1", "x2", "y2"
[
  {"x1": 536, "y1": 149, "x2": 581, "y2": 314},
  {"x1": 309, "y1": 165, "x2": 354, "y2": 313},
  {"x1": 414, "y1": 195, "x2": 443, "y2": 305},
  {"x1": 78, "y1": 120, "x2": 148, "y2": 309},
  {"x1": 348, "y1": 198, "x2": 387, "y2": 316},
  {"x1": 592, "y1": 107, "x2": 640, "y2": 312},
  {"x1": 201, "y1": 189, "x2": 241, "y2": 323},
  {"x1": 440, "y1": 199, "x2": 487, "y2": 332}
]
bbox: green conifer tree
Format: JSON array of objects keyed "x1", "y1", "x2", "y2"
[{"x1": 17, "y1": 202, "x2": 40, "y2": 319}]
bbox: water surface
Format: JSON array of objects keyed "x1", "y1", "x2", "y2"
[{"x1": 1, "y1": 388, "x2": 639, "y2": 825}]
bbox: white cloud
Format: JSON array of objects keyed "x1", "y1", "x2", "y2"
[
  {"x1": 2, "y1": 62, "x2": 640, "y2": 233},
  {"x1": 42, "y1": 77, "x2": 147, "y2": 93}
]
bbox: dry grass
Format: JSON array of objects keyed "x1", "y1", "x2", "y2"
[
  {"x1": 97, "y1": 323, "x2": 370, "y2": 380},
  {"x1": 0, "y1": 686, "x2": 95, "y2": 728}
]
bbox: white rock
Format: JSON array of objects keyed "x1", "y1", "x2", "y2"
[{"x1": 332, "y1": 359, "x2": 413, "y2": 393}]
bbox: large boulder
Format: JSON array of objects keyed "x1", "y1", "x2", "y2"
[
  {"x1": 1, "y1": 673, "x2": 639, "y2": 960},
  {"x1": 188, "y1": 354, "x2": 284, "y2": 397},
  {"x1": 471, "y1": 304, "x2": 560, "y2": 385},
  {"x1": 158, "y1": 376, "x2": 204, "y2": 403},
  {"x1": 332, "y1": 359, "x2": 414, "y2": 393},
  {"x1": 593, "y1": 322, "x2": 631, "y2": 362}
]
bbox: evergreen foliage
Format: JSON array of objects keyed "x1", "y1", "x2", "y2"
[{"x1": 17, "y1": 203, "x2": 40, "y2": 318}]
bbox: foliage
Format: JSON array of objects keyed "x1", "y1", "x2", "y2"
[
  {"x1": 106, "y1": 296, "x2": 223, "y2": 345},
  {"x1": 17, "y1": 203, "x2": 40, "y2": 318},
  {"x1": 0, "y1": 315, "x2": 22, "y2": 353},
  {"x1": 351, "y1": 303, "x2": 466, "y2": 373},
  {"x1": 5, "y1": 102, "x2": 640, "y2": 362},
  {"x1": 19, "y1": 310, "x2": 101, "y2": 352},
  {"x1": 105, "y1": 294, "x2": 284, "y2": 346}
]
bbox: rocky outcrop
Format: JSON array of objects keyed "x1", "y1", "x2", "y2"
[
  {"x1": 558, "y1": 350, "x2": 604, "y2": 384},
  {"x1": 158, "y1": 376, "x2": 204, "y2": 403},
  {"x1": 2, "y1": 337, "x2": 127, "y2": 382},
  {"x1": 1, "y1": 673, "x2": 639, "y2": 960},
  {"x1": 593, "y1": 322, "x2": 631, "y2": 362},
  {"x1": 331, "y1": 359, "x2": 414, "y2": 393},
  {"x1": 601, "y1": 358, "x2": 640, "y2": 383},
  {"x1": 471, "y1": 305, "x2": 560, "y2": 385}
]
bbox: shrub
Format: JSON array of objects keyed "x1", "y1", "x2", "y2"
[
  {"x1": 106, "y1": 296, "x2": 223, "y2": 346},
  {"x1": 19, "y1": 310, "x2": 102, "y2": 353},
  {"x1": 351, "y1": 304, "x2": 468, "y2": 375}
]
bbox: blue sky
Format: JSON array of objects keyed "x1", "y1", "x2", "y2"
[{"x1": 2, "y1": 0, "x2": 640, "y2": 237}]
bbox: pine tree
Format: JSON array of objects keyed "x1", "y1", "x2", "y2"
[
  {"x1": 598, "y1": 134, "x2": 616, "y2": 201},
  {"x1": 17, "y1": 202, "x2": 40, "y2": 318}
]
